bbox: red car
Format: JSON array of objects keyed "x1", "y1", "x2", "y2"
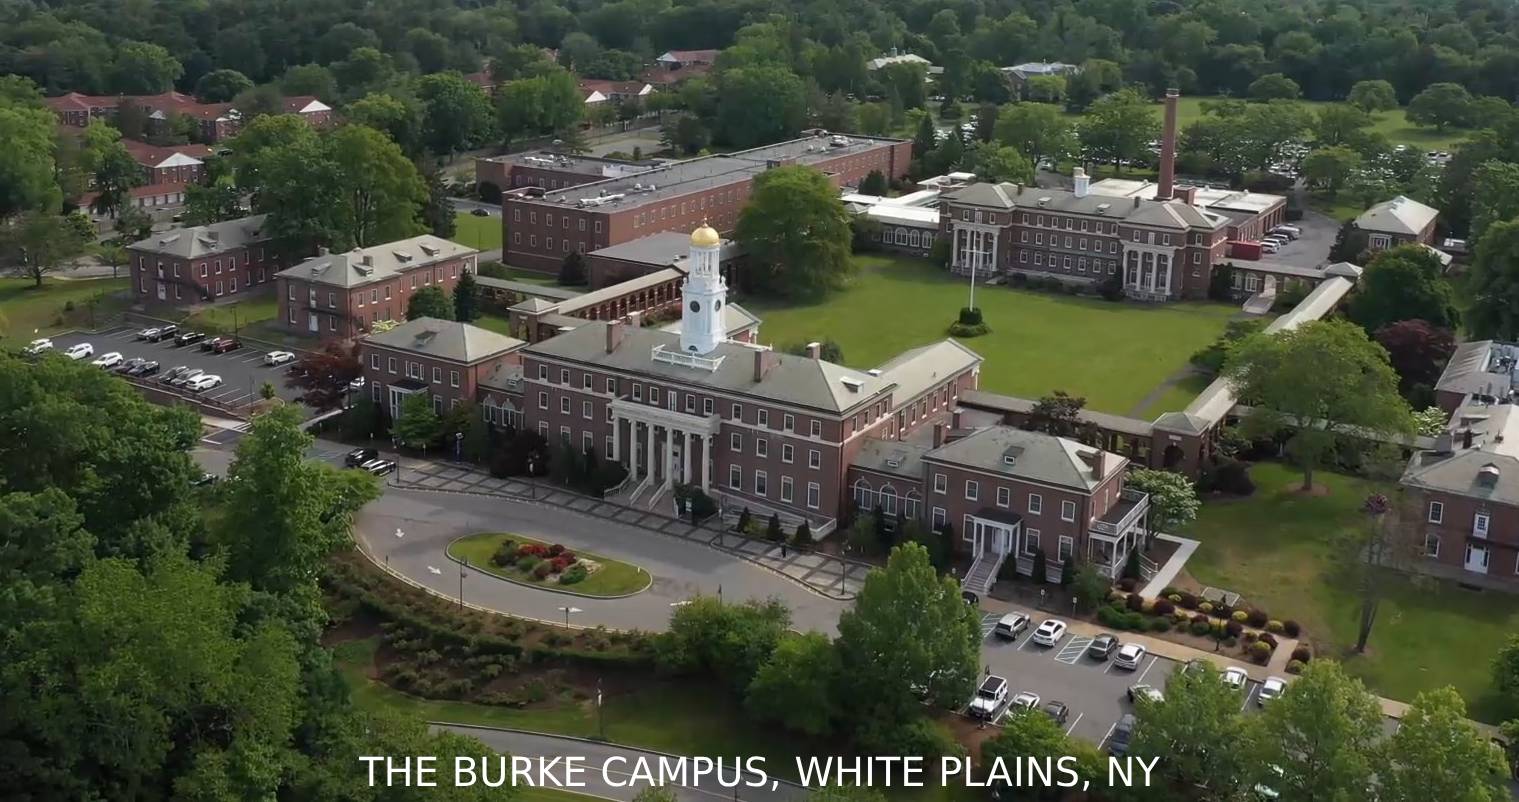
[{"x1": 210, "y1": 337, "x2": 241, "y2": 354}]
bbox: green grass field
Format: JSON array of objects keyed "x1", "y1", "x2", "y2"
[
  {"x1": 0, "y1": 277, "x2": 131, "y2": 340},
  {"x1": 456, "y1": 212, "x2": 503, "y2": 252},
  {"x1": 745, "y1": 255, "x2": 1237, "y2": 415},
  {"x1": 181, "y1": 295, "x2": 280, "y2": 335},
  {"x1": 1185, "y1": 462, "x2": 1519, "y2": 721},
  {"x1": 448, "y1": 533, "x2": 651, "y2": 597},
  {"x1": 1157, "y1": 96, "x2": 1470, "y2": 151}
]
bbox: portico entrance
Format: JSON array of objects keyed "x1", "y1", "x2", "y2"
[{"x1": 610, "y1": 397, "x2": 721, "y2": 493}]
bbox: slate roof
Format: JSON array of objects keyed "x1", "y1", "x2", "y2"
[
  {"x1": 1436, "y1": 340, "x2": 1518, "y2": 399},
  {"x1": 128, "y1": 214, "x2": 269, "y2": 258},
  {"x1": 874, "y1": 340, "x2": 983, "y2": 404},
  {"x1": 852, "y1": 438, "x2": 930, "y2": 480},
  {"x1": 276, "y1": 236, "x2": 476, "y2": 289},
  {"x1": 1355, "y1": 195, "x2": 1439, "y2": 236},
  {"x1": 362, "y1": 317, "x2": 525, "y2": 364},
  {"x1": 941, "y1": 182, "x2": 1226, "y2": 231},
  {"x1": 524, "y1": 322, "x2": 892, "y2": 413},
  {"x1": 923, "y1": 425, "x2": 1117, "y2": 492},
  {"x1": 1403, "y1": 401, "x2": 1519, "y2": 505}
]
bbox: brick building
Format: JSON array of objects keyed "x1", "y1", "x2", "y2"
[
  {"x1": 1354, "y1": 195, "x2": 1439, "y2": 253},
  {"x1": 127, "y1": 214, "x2": 279, "y2": 304},
  {"x1": 475, "y1": 152, "x2": 660, "y2": 198},
  {"x1": 501, "y1": 131, "x2": 914, "y2": 274},
  {"x1": 358, "y1": 317, "x2": 526, "y2": 420},
  {"x1": 44, "y1": 91, "x2": 331, "y2": 143},
  {"x1": 274, "y1": 236, "x2": 478, "y2": 338}
]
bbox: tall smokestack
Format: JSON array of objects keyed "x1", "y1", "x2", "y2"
[{"x1": 1157, "y1": 88, "x2": 1179, "y2": 201}]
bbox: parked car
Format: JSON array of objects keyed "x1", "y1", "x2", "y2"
[
  {"x1": 210, "y1": 337, "x2": 241, "y2": 354},
  {"x1": 1258, "y1": 676, "x2": 1287, "y2": 705},
  {"x1": 968, "y1": 675, "x2": 1009, "y2": 720},
  {"x1": 1010, "y1": 691, "x2": 1040, "y2": 711},
  {"x1": 1109, "y1": 714, "x2": 1136, "y2": 755},
  {"x1": 136, "y1": 326, "x2": 160, "y2": 340},
  {"x1": 91, "y1": 352, "x2": 124, "y2": 369},
  {"x1": 169, "y1": 368, "x2": 205, "y2": 387},
  {"x1": 23, "y1": 338, "x2": 53, "y2": 355},
  {"x1": 175, "y1": 331, "x2": 205, "y2": 347},
  {"x1": 1222, "y1": 666, "x2": 1249, "y2": 691},
  {"x1": 345, "y1": 447, "x2": 380, "y2": 467},
  {"x1": 199, "y1": 337, "x2": 225, "y2": 351},
  {"x1": 131, "y1": 360, "x2": 161, "y2": 376},
  {"x1": 1261, "y1": 241, "x2": 1280, "y2": 254},
  {"x1": 186, "y1": 374, "x2": 223, "y2": 392},
  {"x1": 1041, "y1": 700, "x2": 1070, "y2": 725},
  {"x1": 63, "y1": 343, "x2": 94, "y2": 360},
  {"x1": 117, "y1": 357, "x2": 147, "y2": 373},
  {"x1": 1031, "y1": 619, "x2": 1067, "y2": 646},
  {"x1": 993, "y1": 612, "x2": 1029, "y2": 641},
  {"x1": 1114, "y1": 642, "x2": 1147, "y2": 670},
  {"x1": 1271, "y1": 225, "x2": 1301, "y2": 239},
  {"x1": 361, "y1": 459, "x2": 397, "y2": 476},
  {"x1": 264, "y1": 350, "x2": 295, "y2": 366},
  {"x1": 1128, "y1": 684, "x2": 1163, "y2": 704},
  {"x1": 193, "y1": 472, "x2": 219, "y2": 487},
  {"x1": 147, "y1": 324, "x2": 179, "y2": 342},
  {"x1": 470, "y1": 207, "x2": 490, "y2": 216},
  {"x1": 1087, "y1": 633, "x2": 1118, "y2": 660}
]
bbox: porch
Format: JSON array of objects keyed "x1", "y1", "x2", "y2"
[{"x1": 1086, "y1": 488, "x2": 1151, "y2": 579}]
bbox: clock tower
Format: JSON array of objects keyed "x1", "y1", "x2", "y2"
[{"x1": 679, "y1": 222, "x2": 726, "y2": 354}]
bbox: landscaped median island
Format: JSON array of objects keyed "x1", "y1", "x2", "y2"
[{"x1": 448, "y1": 532, "x2": 652, "y2": 597}]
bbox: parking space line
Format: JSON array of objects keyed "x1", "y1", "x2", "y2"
[
  {"x1": 1065, "y1": 712, "x2": 1083, "y2": 736},
  {"x1": 1134, "y1": 656, "x2": 1159, "y2": 686},
  {"x1": 1103, "y1": 659, "x2": 1117, "y2": 674},
  {"x1": 1098, "y1": 723, "x2": 1116, "y2": 749},
  {"x1": 1055, "y1": 635, "x2": 1092, "y2": 664},
  {"x1": 1241, "y1": 683, "x2": 1259, "y2": 712},
  {"x1": 1016, "y1": 635, "x2": 1035, "y2": 652}
]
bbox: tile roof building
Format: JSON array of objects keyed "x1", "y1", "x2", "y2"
[
  {"x1": 274, "y1": 236, "x2": 479, "y2": 339},
  {"x1": 1354, "y1": 195, "x2": 1440, "y2": 253},
  {"x1": 358, "y1": 317, "x2": 527, "y2": 421},
  {"x1": 127, "y1": 214, "x2": 281, "y2": 304}
]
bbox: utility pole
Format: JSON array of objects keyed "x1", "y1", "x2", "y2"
[{"x1": 459, "y1": 557, "x2": 467, "y2": 607}]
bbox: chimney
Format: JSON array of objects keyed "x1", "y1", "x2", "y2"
[
  {"x1": 1157, "y1": 88, "x2": 1179, "y2": 201},
  {"x1": 752, "y1": 349, "x2": 780, "y2": 383},
  {"x1": 1133, "y1": 196, "x2": 1141, "y2": 209},
  {"x1": 933, "y1": 423, "x2": 946, "y2": 448},
  {"x1": 605, "y1": 319, "x2": 627, "y2": 353},
  {"x1": 952, "y1": 408, "x2": 963, "y2": 429},
  {"x1": 1434, "y1": 431, "x2": 1454, "y2": 454},
  {"x1": 627, "y1": 310, "x2": 643, "y2": 328},
  {"x1": 805, "y1": 341, "x2": 821, "y2": 359},
  {"x1": 1463, "y1": 427, "x2": 1475, "y2": 449},
  {"x1": 360, "y1": 254, "x2": 373, "y2": 266},
  {"x1": 1174, "y1": 186, "x2": 1197, "y2": 205},
  {"x1": 1072, "y1": 167, "x2": 1089, "y2": 198},
  {"x1": 1078, "y1": 449, "x2": 1108, "y2": 480}
]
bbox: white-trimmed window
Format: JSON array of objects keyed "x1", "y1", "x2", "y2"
[
  {"x1": 731, "y1": 403, "x2": 742, "y2": 419},
  {"x1": 1428, "y1": 501, "x2": 1444, "y2": 524},
  {"x1": 810, "y1": 420, "x2": 822, "y2": 437},
  {"x1": 1475, "y1": 512, "x2": 1491, "y2": 537},
  {"x1": 632, "y1": 384, "x2": 643, "y2": 401},
  {"x1": 965, "y1": 480, "x2": 979, "y2": 501},
  {"x1": 1029, "y1": 494, "x2": 1043, "y2": 515},
  {"x1": 879, "y1": 485, "x2": 898, "y2": 516},
  {"x1": 933, "y1": 473, "x2": 947, "y2": 494},
  {"x1": 1058, "y1": 535, "x2": 1074, "y2": 561},
  {"x1": 996, "y1": 487, "x2": 1010, "y2": 508},
  {"x1": 582, "y1": 373, "x2": 592, "y2": 390},
  {"x1": 559, "y1": 397, "x2": 570, "y2": 414},
  {"x1": 781, "y1": 476, "x2": 794, "y2": 503},
  {"x1": 703, "y1": 398, "x2": 714, "y2": 415},
  {"x1": 758, "y1": 409, "x2": 769, "y2": 427},
  {"x1": 756, "y1": 438, "x2": 768, "y2": 458},
  {"x1": 754, "y1": 470, "x2": 768, "y2": 497},
  {"x1": 560, "y1": 369, "x2": 570, "y2": 384},
  {"x1": 538, "y1": 365, "x2": 548, "y2": 381},
  {"x1": 808, "y1": 449, "x2": 821, "y2": 469},
  {"x1": 783, "y1": 413, "x2": 795, "y2": 431},
  {"x1": 538, "y1": 391, "x2": 548, "y2": 409},
  {"x1": 806, "y1": 482, "x2": 820, "y2": 510},
  {"x1": 1424, "y1": 533, "x2": 1440, "y2": 558},
  {"x1": 1061, "y1": 500, "x2": 1076, "y2": 522},
  {"x1": 1024, "y1": 529, "x2": 1041, "y2": 557},
  {"x1": 582, "y1": 400, "x2": 592, "y2": 420},
  {"x1": 853, "y1": 478, "x2": 873, "y2": 508},
  {"x1": 782, "y1": 444, "x2": 794, "y2": 463},
  {"x1": 606, "y1": 377, "x2": 616, "y2": 394},
  {"x1": 728, "y1": 465, "x2": 741, "y2": 490},
  {"x1": 932, "y1": 507, "x2": 946, "y2": 530},
  {"x1": 730, "y1": 432, "x2": 742, "y2": 452}
]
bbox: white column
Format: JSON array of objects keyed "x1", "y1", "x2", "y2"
[
  {"x1": 990, "y1": 231, "x2": 998, "y2": 273},
  {"x1": 662, "y1": 426, "x2": 674, "y2": 487},
  {"x1": 700, "y1": 435, "x2": 710, "y2": 493},
  {"x1": 645, "y1": 421, "x2": 654, "y2": 483},
  {"x1": 951, "y1": 227, "x2": 960, "y2": 268},
  {"x1": 609, "y1": 415, "x2": 620, "y2": 462},
  {"x1": 682, "y1": 431, "x2": 692, "y2": 486}
]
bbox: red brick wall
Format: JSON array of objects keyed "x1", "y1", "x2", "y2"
[
  {"x1": 129, "y1": 244, "x2": 279, "y2": 305},
  {"x1": 277, "y1": 254, "x2": 474, "y2": 339}
]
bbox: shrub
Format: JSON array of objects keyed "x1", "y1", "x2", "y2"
[
  {"x1": 1123, "y1": 612, "x2": 1145, "y2": 630},
  {"x1": 1097, "y1": 605, "x2": 1125, "y2": 628},
  {"x1": 1259, "y1": 633, "x2": 1279, "y2": 649},
  {"x1": 1250, "y1": 641, "x2": 1272, "y2": 662},
  {"x1": 1286, "y1": 659, "x2": 1306, "y2": 674},
  {"x1": 1222, "y1": 636, "x2": 1237, "y2": 648},
  {"x1": 1215, "y1": 604, "x2": 1233, "y2": 619},
  {"x1": 1140, "y1": 598, "x2": 1155, "y2": 614},
  {"x1": 1148, "y1": 617, "x2": 1171, "y2": 633},
  {"x1": 1265, "y1": 620, "x2": 1285, "y2": 634},
  {"x1": 1166, "y1": 593, "x2": 1183, "y2": 604},
  {"x1": 1211, "y1": 620, "x2": 1228, "y2": 637},
  {"x1": 1225, "y1": 620, "x2": 1244, "y2": 638},
  {"x1": 958, "y1": 307, "x2": 984, "y2": 326},
  {"x1": 1231, "y1": 610, "x2": 1249, "y2": 623},
  {"x1": 1173, "y1": 611, "x2": 1190, "y2": 624},
  {"x1": 1291, "y1": 646, "x2": 1311, "y2": 663},
  {"x1": 1189, "y1": 619, "x2": 1211, "y2": 636},
  {"x1": 1198, "y1": 601, "x2": 1214, "y2": 614},
  {"x1": 492, "y1": 542, "x2": 518, "y2": 566},
  {"x1": 1246, "y1": 608, "x2": 1269, "y2": 628},
  {"x1": 1178, "y1": 592, "x2": 1198, "y2": 609},
  {"x1": 517, "y1": 555, "x2": 540, "y2": 573},
  {"x1": 1125, "y1": 593, "x2": 1145, "y2": 612},
  {"x1": 1117, "y1": 577, "x2": 1138, "y2": 592},
  {"x1": 1108, "y1": 590, "x2": 1127, "y2": 604},
  {"x1": 548, "y1": 544, "x2": 565, "y2": 556},
  {"x1": 1160, "y1": 586, "x2": 1180, "y2": 598},
  {"x1": 533, "y1": 561, "x2": 553, "y2": 579},
  {"x1": 1213, "y1": 460, "x2": 1255, "y2": 495},
  {"x1": 1191, "y1": 613, "x2": 1210, "y2": 625},
  {"x1": 560, "y1": 565, "x2": 588, "y2": 585},
  {"x1": 1153, "y1": 599, "x2": 1176, "y2": 616},
  {"x1": 1283, "y1": 619, "x2": 1301, "y2": 637},
  {"x1": 948, "y1": 321, "x2": 990, "y2": 337}
]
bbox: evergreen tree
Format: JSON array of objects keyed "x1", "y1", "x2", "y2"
[
  {"x1": 452, "y1": 270, "x2": 480, "y2": 322},
  {"x1": 559, "y1": 251, "x2": 587, "y2": 285},
  {"x1": 766, "y1": 513, "x2": 784, "y2": 543}
]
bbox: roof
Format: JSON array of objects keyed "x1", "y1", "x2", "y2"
[
  {"x1": 1403, "y1": 401, "x2": 1519, "y2": 504},
  {"x1": 589, "y1": 231, "x2": 703, "y2": 267},
  {"x1": 957, "y1": 390, "x2": 1155, "y2": 437},
  {"x1": 868, "y1": 53, "x2": 933, "y2": 70},
  {"x1": 121, "y1": 139, "x2": 212, "y2": 168},
  {"x1": 557, "y1": 268, "x2": 684, "y2": 316},
  {"x1": 479, "y1": 362, "x2": 525, "y2": 393},
  {"x1": 867, "y1": 205, "x2": 940, "y2": 227},
  {"x1": 128, "y1": 214, "x2": 269, "y2": 258},
  {"x1": 660, "y1": 302, "x2": 761, "y2": 339},
  {"x1": 281, "y1": 96, "x2": 330, "y2": 114},
  {"x1": 852, "y1": 438, "x2": 930, "y2": 479},
  {"x1": 1355, "y1": 195, "x2": 1439, "y2": 236},
  {"x1": 941, "y1": 182, "x2": 1227, "y2": 231},
  {"x1": 579, "y1": 80, "x2": 652, "y2": 98},
  {"x1": 923, "y1": 425, "x2": 1119, "y2": 493},
  {"x1": 1435, "y1": 340, "x2": 1519, "y2": 399},
  {"x1": 362, "y1": 317, "x2": 525, "y2": 364},
  {"x1": 658, "y1": 49, "x2": 719, "y2": 63},
  {"x1": 1003, "y1": 62, "x2": 1081, "y2": 78},
  {"x1": 1087, "y1": 178, "x2": 1285, "y2": 217},
  {"x1": 276, "y1": 236, "x2": 476, "y2": 289},
  {"x1": 525, "y1": 322, "x2": 893, "y2": 413},
  {"x1": 474, "y1": 276, "x2": 582, "y2": 302},
  {"x1": 874, "y1": 340, "x2": 983, "y2": 405}
]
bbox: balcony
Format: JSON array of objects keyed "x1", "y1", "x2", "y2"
[{"x1": 1090, "y1": 488, "x2": 1150, "y2": 538}]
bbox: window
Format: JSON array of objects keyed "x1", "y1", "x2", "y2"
[
  {"x1": 558, "y1": 425, "x2": 569, "y2": 442},
  {"x1": 728, "y1": 465, "x2": 741, "y2": 490},
  {"x1": 1058, "y1": 536, "x2": 1074, "y2": 561},
  {"x1": 996, "y1": 487, "x2": 1010, "y2": 508},
  {"x1": 1028, "y1": 494, "x2": 1043, "y2": 515},
  {"x1": 931, "y1": 507, "x2": 947, "y2": 530},
  {"x1": 632, "y1": 384, "x2": 642, "y2": 401},
  {"x1": 605, "y1": 377, "x2": 616, "y2": 394},
  {"x1": 731, "y1": 403, "x2": 742, "y2": 420},
  {"x1": 756, "y1": 438, "x2": 768, "y2": 458},
  {"x1": 1476, "y1": 512, "x2": 1491, "y2": 536},
  {"x1": 1428, "y1": 501, "x2": 1444, "y2": 524},
  {"x1": 327, "y1": 292, "x2": 335, "y2": 308},
  {"x1": 1023, "y1": 529, "x2": 1041, "y2": 557},
  {"x1": 781, "y1": 443, "x2": 794, "y2": 463},
  {"x1": 758, "y1": 409, "x2": 769, "y2": 427},
  {"x1": 449, "y1": 370, "x2": 459, "y2": 388},
  {"x1": 1424, "y1": 533, "x2": 1440, "y2": 558},
  {"x1": 806, "y1": 482, "x2": 820, "y2": 510},
  {"x1": 810, "y1": 420, "x2": 822, "y2": 437},
  {"x1": 879, "y1": 485, "x2": 898, "y2": 515},
  {"x1": 703, "y1": 398, "x2": 714, "y2": 415},
  {"x1": 933, "y1": 473, "x2": 946, "y2": 494},
  {"x1": 808, "y1": 449, "x2": 821, "y2": 469},
  {"x1": 650, "y1": 387, "x2": 660, "y2": 404},
  {"x1": 730, "y1": 432, "x2": 742, "y2": 452},
  {"x1": 780, "y1": 476, "x2": 793, "y2": 503},
  {"x1": 432, "y1": 367, "x2": 441, "y2": 384},
  {"x1": 685, "y1": 394, "x2": 695, "y2": 413},
  {"x1": 1061, "y1": 500, "x2": 1076, "y2": 522},
  {"x1": 582, "y1": 400, "x2": 592, "y2": 419},
  {"x1": 582, "y1": 431, "x2": 593, "y2": 454},
  {"x1": 583, "y1": 373, "x2": 592, "y2": 390},
  {"x1": 388, "y1": 357, "x2": 397, "y2": 374},
  {"x1": 538, "y1": 365, "x2": 548, "y2": 381},
  {"x1": 370, "y1": 354, "x2": 380, "y2": 369},
  {"x1": 965, "y1": 480, "x2": 979, "y2": 501},
  {"x1": 538, "y1": 391, "x2": 548, "y2": 409},
  {"x1": 754, "y1": 470, "x2": 768, "y2": 496},
  {"x1": 560, "y1": 369, "x2": 569, "y2": 385},
  {"x1": 559, "y1": 396, "x2": 570, "y2": 414}
]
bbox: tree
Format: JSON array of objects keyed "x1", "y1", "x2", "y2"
[
  {"x1": 835, "y1": 543, "x2": 980, "y2": 730},
  {"x1": 0, "y1": 101, "x2": 62, "y2": 218},
  {"x1": 1124, "y1": 469, "x2": 1200, "y2": 536},
  {"x1": 656, "y1": 596, "x2": 791, "y2": 695},
  {"x1": 982, "y1": 709, "x2": 1104, "y2": 801},
  {"x1": 715, "y1": 66, "x2": 806, "y2": 149},
  {"x1": 1070, "y1": 563, "x2": 1110, "y2": 611},
  {"x1": 766, "y1": 513, "x2": 784, "y2": 543},
  {"x1": 745, "y1": 632, "x2": 839, "y2": 735},
  {"x1": 1301, "y1": 146, "x2": 1362, "y2": 196},
  {"x1": 1494, "y1": 635, "x2": 1519, "y2": 706},
  {"x1": 93, "y1": 241, "x2": 128, "y2": 278},
  {"x1": 1314, "y1": 105, "x2": 1375, "y2": 149},
  {"x1": 392, "y1": 392, "x2": 444, "y2": 448},
  {"x1": 90, "y1": 144, "x2": 144, "y2": 218},
  {"x1": 452, "y1": 270, "x2": 480, "y2": 323},
  {"x1": 1249, "y1": 73, "x2": 1301, "y2": 100},
  {"x1": 183, "y1": 179, "x2": 244, "y2": 227},
  {"x1": 1, "y1": 211, "x2": 89, "y2": 286},
  {"x1": 416, "y1": 72, "x2": 497, "y2": 156},
  {"x1": 1349, "y1": 245, "x2": 1460, "y2": 333},
  {"x1": 1128, "y1": 661, "x2": 1256, "y2": 797},
  {"x1": 1379, "y1": 688, "x2": 1509, "y2": 802},
  {"x1": 1348, "y1": 80, "x2": 1398, "y2": 112},
  {"x1": 194, "y1": 69, "x2": 253, "y2": 102},
  {"x1": 1375, "y1": 319, "x2": 1457, "y2": 402},
  {"x1": 997, "y1": 103, "x2": 1074, "y2": 167},
  {"x1": 1470, "y1": 160, "x2": 1519, "y2": 246},
  {"x1": 1464, "y1": 219, "x2": 1519, "y2": 340},
  {"x1": 1224, "y1": 320, "x2": 1413, "y2": 490},
  {"x1": 1407, "y1": 83, "x2": 1473, "y2": 131},
  {"x1": 281, "y1": 64, "x2": 338, "y2": 101},
  {"x1": 558, "y1": 251, "x2": 587, "y2": 286},
  {"x1": 344, "y1": 92, "x2": 425, "y2": 158},
  {"x1": 284, "y1": 341, "x2": 361, "y2": 412},
  {"x1": 1079, "y1": 89, "x2": 1160, "y2": 171},
  {"x1": 114, "y1": 205, "x2": 153, "y2": 244},
  {"x1": 422, "y1": 171, "x2": 454, "y2": 240},
  {"x1": 407, "y1": 285, "x2": 453, "y2": 321},
  {"x1": 967, "y1": 143, "x2": 1034, "y2": 184},
  {"x1": 736, "y1": 165, "x2": 854, "y2": 298},
  {"x1": 110, "y1": 41, "x2": 182, "y2": 94},
  {"x1": 1257, "y1": 660, "x2": 1383, "y2": 801},
  {"x1": 858, "y1": 170, "x2": 887, "y2": 196},
  {"x1": 1027, "y1": 391, "x2": 1085, "y2": 437}
]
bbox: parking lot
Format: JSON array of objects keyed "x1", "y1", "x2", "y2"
[
  {"x1": 47, "y1": 326, "x2": 306, "y2": 410},
  {"x1": 1262, "y1": 210, "x2": 1339, "y2": 268}
]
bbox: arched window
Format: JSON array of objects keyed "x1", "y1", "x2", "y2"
[
  {"x1": 879, "y1": 484, "x2": 898, "y2": 516},
  {"x1": 909, "y1": 230, "x2": 921, "y2": 247},
  {"x1": 852, "y1": 478, "x2": 873, "y2": 509},
  {"x1": 904, "y1": 490, "x2": 922, "y2": 520}
]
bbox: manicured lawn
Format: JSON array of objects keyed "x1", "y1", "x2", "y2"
[
  {"x1": 474, "y1": 314, "x2": 516, "y2": 336},
  {"x1": 456, "y1": 212, "x2": 503, "y2": 251},
  {"x1": 1132, "y1": 371, "x2": 1213, "y2": 419},
  {"x1": 1165, "y1": 96, "x2": 1471, "y2": 151},
  {"x1": 1184, "y1": 462, "x2": 1519, "y2": 721},
  {"x1": 448, "y1": 532, "x2": 652, "y2": 597},
  {"x1": 744, "y1": 255, "x2": 1237, "y2": 415},
  {"x1": 181, "y1": 295, "x2": 280, "y2": 335},
  {"x1": 0, "y1": 277, "x2": 130, "y2": 339}
]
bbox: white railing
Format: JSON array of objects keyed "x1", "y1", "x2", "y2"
[{"x1": 651, "y1": 345, "x2": 725, "y2": 372}]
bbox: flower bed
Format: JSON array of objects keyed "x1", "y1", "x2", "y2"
[
  {"x1": 448, "y1": 532, "x2": 651, "y2": 597},
  {"x1": 1095, "y1": 583, "x2": 1311, "y2": 670}
]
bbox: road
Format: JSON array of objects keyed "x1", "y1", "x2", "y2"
[
  {"x1": 450, "y1": 197, "x2": 499, "y2": 216},
  {"x1": 435, "y1": 726, "x2": 807, "y2": 802}
]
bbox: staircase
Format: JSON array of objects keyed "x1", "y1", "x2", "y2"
[
  {"x1": 962, "y1": 549, "x2": 1008, "y2": 595},
  {"x1": 1139, "y1": 553, "x2": 1159, "y2": 582},
  {"x1": 644, "y1": 483, "x2": 671, "y2": 511}
]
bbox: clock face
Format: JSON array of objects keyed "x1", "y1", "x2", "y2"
[
  {"x1": 690, "y1": 301, "x2": 700, "y2": 312},
  {"x1": 715, "y1": 299, "x2": 722, "y2": 310}
]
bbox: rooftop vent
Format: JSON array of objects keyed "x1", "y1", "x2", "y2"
[
  {"x1": 1479, "y1": 463, "x2": 1501, "y2": 487},
  {"x1": 393, "y1": 250, "x2": 413, "y2": 263},
  {"x1": 1037, "y1": 196, "x2": 1052, "y2": 207},
  {"x1": 1001, "y1": 446, "x2": 1024, "y2": 466},
  {"x1": 867, "y1": 369, "x2": 882, "y2": 377},
  {"x1": 840, "y1": 377, "x2": 863, "y2": 393},
  {"x1": 1096, "y1": 202, "x2": 1111, "y2": 214},
  {"x1": 419, "y1": 243, "x2": 439, "y2": 257}
]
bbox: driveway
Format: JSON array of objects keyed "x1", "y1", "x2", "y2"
[
  {"x1": 49, "y1": 326, "x2": 305, "y2": 409},
  {"x1": 1266, "y1": 210, "x2": 1339, "y2": 268}
]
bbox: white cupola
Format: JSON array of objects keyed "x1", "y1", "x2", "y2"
[{"x1": 679, "y1": 221, "x2": 726, "y2": 354}]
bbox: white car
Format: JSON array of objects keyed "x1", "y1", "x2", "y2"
[
  {"x1": 136, "y1": 326, "x2": 159, "y2": 340},
  {"x1": 1261, "y1": 241, "x2": 1280, "y2": 254},
  {"x1": 968, "y1": 675, "x2": 1009, "y2": 720},
  {"x1": 1258, "y1": 676, "x2": 1287, "y2": 705},
  {"x1": 91, "y1": 352, "x2": 124, "y2": 369},
  {"x1": 1223, "y1": 666, "x2": 1249, "y2": 691},
  {"x1": 23, "y1": 338, "x2": 53, "y2": 355},
  {"x1": 1010, "y1": 691, "x2": 1040, "y2": 710},
  {"x1": 1128, "y1": 684, "x2": 1163, "y2": 704},
  {"x1": 63, "y1": 343, "x2": 94, "y2": 360},
  {"x1": 185, "y1": 374, "x2": 223, "y2": 392},
  {"x1": 264, "y1": 350, "x2": 295, "y2": 366},
  {"x1": 1030, "y1": 619, "x2": 1067, "y2": 646},
  {"x1": 1114, "y1": 642, "x2": 1147, "y2": 670}
]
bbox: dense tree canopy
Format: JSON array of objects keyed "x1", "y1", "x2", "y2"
[
  {"x1": 1347, "y1": 245, "x2": 1460, "y2": 334},
  {"x1": 736, "y1": 165, "x2": 854, "y2": 297}
]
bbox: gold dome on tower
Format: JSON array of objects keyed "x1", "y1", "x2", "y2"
[{"x1": 690, "y1": 221, "x2": 720, "y2": 247}]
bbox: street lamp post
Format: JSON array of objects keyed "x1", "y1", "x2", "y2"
[
  {"x1": 459, "y1": 558, "x2": 467, "y2": 607},
  {"x1": 455, "y1": 431, "x2": 464, "y2": 462},
  {"x1": 388, "y1": 527, "x2": 404, "y2": 568},
  {"x1": 558, "y1": 605, "x2": 582, "y2": 628}
]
